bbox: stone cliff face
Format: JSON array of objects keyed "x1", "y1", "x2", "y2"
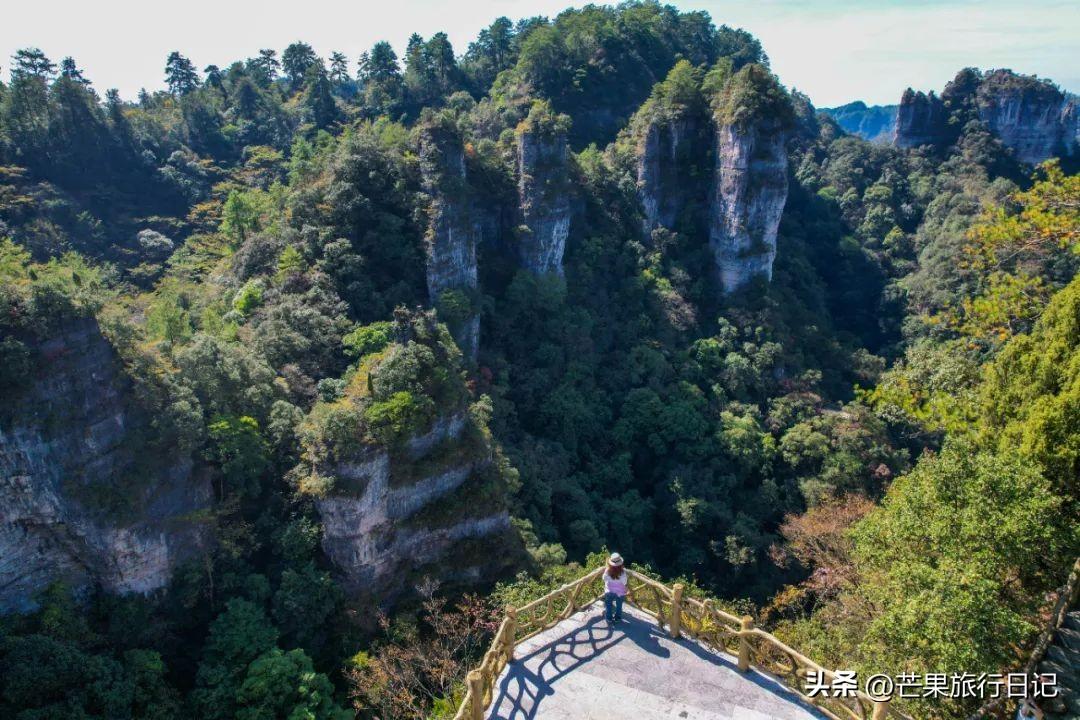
[
  {"x1": 975, "y1": 71, "x2": 1078, "y2": 164},
  {"x1": 516, "y1": 124, "x2": 572, "y2": 275},
  {"x1": 0, "y1": 320, "x2": 211, "y2": 613},
  {"x1": 709, "y1": 120, "x2": 789, "y2": 292},
  {"x1": 893, "y1": 89, "x2": 950, "y2": 150},
  {"x1": 632, "y1": 63, "x2": 791, "y2": 293},
  {"x1": 893, "y1": 70, "x2": 1079, "y2": 164},
  {"x1": 419, "y1": 123, "x2": 480, "y2": 359},
  {"x1": 638, "y1": 118, "x2": 700, "y2": 234},
  {"x1": 314, "y1": 411, "x2": 514, "y2": 601}
]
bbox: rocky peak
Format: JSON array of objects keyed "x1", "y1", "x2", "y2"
[
  {"x1": 515, "y1": 103, "x2": 573, "y2": 275},
  {"x1": 632, "y1": 61, "x2": 792, "y2": 294},
  {"x1": 975, "y1": 70, "x2": 1078, "y2": 164},
  {"x1": 893, "y1": 69, "x2": 1079, "y2": 164},
  {"x1": 893, "y1": 89, "x2": 950, "y2": 149},
  {"x1": 708, "y1": 117, "x2": 789, "y2": 292},
  {"x1": 0, "y1": 319, "x2": 211, "y2": 613},
  {"x1": 295, "y1": 310, "x2": 519, "y2": 602},
  {"x1": 418, "y1": 117, "x2": 480, "y2": 359}
]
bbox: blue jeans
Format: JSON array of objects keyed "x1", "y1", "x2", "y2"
[{"x1": 604, "y1": 592, "x2": 624, "y2": 621}]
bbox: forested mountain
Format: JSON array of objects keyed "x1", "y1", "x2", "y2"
[
  {"x1": 820, "y1": 100, "x2": 897, "y2": 143},
  {"x1": 0, "y1": 3, "x2": 1077, "y2": 719}
]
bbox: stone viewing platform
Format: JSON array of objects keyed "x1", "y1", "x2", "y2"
[
  {"x1": 486, "y1": 600, "x2": 827, "y2": 719},
  {"x1": 453, "y1": 567, "x2": 907, "y2": 720}
]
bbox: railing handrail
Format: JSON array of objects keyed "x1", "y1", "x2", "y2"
[{"x1": 453, "y1": 566, "x2": 912, "y2": 720}]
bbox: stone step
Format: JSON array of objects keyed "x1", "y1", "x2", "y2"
[
  {"x1": 1046, "y1": 644, "x2": 1080, "y2": 674},
  {"x1": 1056, "y1": 627, "x2": 1080, "y2": 653},
  {"x1": 1039, "y1": 658, "x2": 1080, "y2": 690}
]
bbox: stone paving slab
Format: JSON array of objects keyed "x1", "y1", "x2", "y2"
[{"x1": 486, "y1": 600, "x2": 828, "y2": 720}]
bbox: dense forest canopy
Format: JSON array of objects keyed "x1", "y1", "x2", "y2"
[{"x1": 0, "y1": 2, "x2": 1078, "y2": 719}]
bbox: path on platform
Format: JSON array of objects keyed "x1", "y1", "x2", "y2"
[{"x1": 486, "y1": 600, "x2": 829, "y2": 720}]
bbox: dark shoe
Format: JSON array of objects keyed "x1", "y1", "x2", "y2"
[{"x1": 614, "y1": 616, "x2": 622, "y2": 622}]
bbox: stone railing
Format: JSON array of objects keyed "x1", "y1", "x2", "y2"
[{"x1": 453, "y1": 566, "x2": 911, "y2": 720}]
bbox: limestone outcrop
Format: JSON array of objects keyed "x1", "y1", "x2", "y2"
[
  {"x1": 419, "y1": 120, "x2": 480, "y2": 359},
  {"x1": 515, "y1": 104, "x2": 573, "y2": 275},
  {"x1": 313, "y1": 410, "x2": 514, "y2": 600},
  {"x1": 893, "y1": 89, "x2": 950, "y2": 149},
  {"x1": 632, "y1": 62, "x2": 791, "y2": 293},
  {"x1": 638, "y1": 118, "x2": 701, "y2": 234},
  {"x1": 0, "y1": 320, "x2": 211, "y2": 613},
  {"x1": 708, "y1": 119, "x2": 789, "y2": 291},
  {"x1": 893, "y1": 69, "x2": 1079, "y2": 164},
  {"x1": 298, "y1": 310, "x2": 518, "y2": 603},
  {"x1": 975, "y1": 70, "x2": 1079, "y2": 164}
]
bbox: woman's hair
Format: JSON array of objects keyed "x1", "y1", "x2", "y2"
[{"x1": 607, "y1": 562, "x2": 624, "y2": 579}]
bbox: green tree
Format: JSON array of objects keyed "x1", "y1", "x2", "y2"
[
  {"x1": 221, "y1": 190, "x2": 261, "y2": 245},
  {"x1": 851, "y1": 440, "x2": 1064, "y2": 681},
  {"x1": 302, "y1": 64, "x2": 340, "y2": 129},
  {"x1": 328, "y1": 52, "x2": 349, "y2": 83},
  {"x1": 193, "y1": 599, "x2": 279, "y2": 720},
  {"x1": 235, "y1": 649, "x2": 350, "y2": 720},
  {"x1": 205, "y1": 415, "x2": 270, "y2": 499},
  {"x1": 282, "y1": 42, "x2": 317, "y2": 90},
  {"x1": 12, "y1": 47, "x2": 56, "y2": 78},
  {"x1": 164, "y1": 51, "x2": 199, "y2": 95}
]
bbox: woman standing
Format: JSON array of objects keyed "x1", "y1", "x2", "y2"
[{"x1": 603, "y1": 553, "x2": 628, "y2": 623}]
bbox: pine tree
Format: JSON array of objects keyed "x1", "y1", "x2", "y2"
[
  {"x1": 328, "y1": 52, "x2": 349, "y2": 83},
  {"x1": 12, "y1": 48, "x2": 56, "y2": 79},
  {"x1": 59, "y1": 57, "x2": 90, "y2": 85},
  {"x1": 164, "y1": 51, "x2": 200, "y2": 95},
  {"x1": 282, "y1": 42, "x2": 317, "y2": 90},
  {"x1": 302, "y1": 64, "x2": 339, "y2": 129},
  {"x1": 250, "y1": 49, "x2": 280, "y2": 85}
]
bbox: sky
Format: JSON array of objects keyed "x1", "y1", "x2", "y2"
[{"x1": 1, "y1": 0, "x2": 1077, "y2": 108}]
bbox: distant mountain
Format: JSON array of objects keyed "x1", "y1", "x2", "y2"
[{"x1": 820, "y1": 101, "x2": 898, "y2": 143}]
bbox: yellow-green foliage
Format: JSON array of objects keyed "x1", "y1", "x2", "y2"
[
  {"x1": 710, "y1": 63, "x2": 794, "y2": 129},
  {"x1": 0, "y1": 237, "x2": 109, "y2": 335},
  {"x1": 935, "y1": 160, "x2": 1080, "y2": 345},
  {"x1": 982, "y1": 273, "x2": 1080, "y2": 499}
]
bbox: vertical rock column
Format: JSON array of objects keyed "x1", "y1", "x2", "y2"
[
  {"x1": 638, "y1": 118, "x2": 697, "y2": 235},
  {"x1": 708, "y1": 119, "x2": 788, "y2": 292},
  {"x1": 419, "y1": 121, "x2": 480, "y2": 359},
  {"x1": 515, "y1": 104, "x2": 572, "y2": 275}
]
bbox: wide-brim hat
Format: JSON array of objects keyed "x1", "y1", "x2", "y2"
[{"x1": 609, "y1": 552, "x2": 624, "y2": 566}]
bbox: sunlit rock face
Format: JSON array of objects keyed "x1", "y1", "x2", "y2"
[
  {"x1": 894, "y1": 69, "x2": 1079, "y2": 164},
  {"x1": 708, "y1": 120, "x2": 789, "y2": 292},
  {"x1": 419, "y1": 122, "x2": 480, "y2": 359},
  {"x1": 313, "y1": 411, "x2": 515, "y2": 602},
  {"x1": 0, "y1": 319, "x2": 211, "y2": 614},
  {"x1": 975, "y1": 71, "x2": 1078, "y2": 164},
  {"x1": 631, "y1": 62, "x2": 792, "y2": 294},
  {"x1": 516, "y1": 114, "x2": 572, "y2": 275}
]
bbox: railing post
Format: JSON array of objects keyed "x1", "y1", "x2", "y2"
[
  {"x1": 467, "y1": 669, "x2": 484, "y2": 720},
  {"x1": 504, "y1": 606, "x2": 517, "y2": 663},
  {"x1": 670, "y1": 583, "x2": 684, "y2": 639},
  {"x1": 738, "y1": 615, "x2": 754, "y2": 672},
  {"x1": 871, "y1": 698, "x2": 890, "y2": 720}
]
